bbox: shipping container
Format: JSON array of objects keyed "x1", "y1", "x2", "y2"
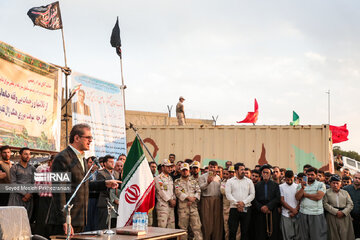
[{"x1": 126, "y1": 125, "x2": 334, "y2": 174}]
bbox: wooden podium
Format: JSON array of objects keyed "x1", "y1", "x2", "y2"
[{"x1": 50, "y1": 226, "x2": 186, "y2": 240}]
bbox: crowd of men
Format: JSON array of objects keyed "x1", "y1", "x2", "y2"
[
  {"x1": 0, "y1": 124, "x2": 360, "y2": 240},
  {"x1": 150, "y1": 157, "x2": 360, "y2": 240}
]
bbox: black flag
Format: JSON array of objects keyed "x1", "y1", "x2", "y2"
[
  {"x1": 110, "y1": 17, "x2": 122, "y2": 58},
  {"x1": 27, "y1": 1, "x2": 62, "y2": 30}
]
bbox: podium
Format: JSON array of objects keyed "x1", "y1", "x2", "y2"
[{"x1": 50, "y1": 226, "x2": 186, "y2": 239}]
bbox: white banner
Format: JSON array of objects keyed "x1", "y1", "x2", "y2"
[{"x1": 71, "y1": 72, "x2": 126, "y2": 157}]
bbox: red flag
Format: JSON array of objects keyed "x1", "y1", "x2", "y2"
[
  {"x1": 329, "y1": 124, "x2": 349, "y2": 143},
  {"x1": 237, "y1": 98, "x2": 259, "y2": 123}
]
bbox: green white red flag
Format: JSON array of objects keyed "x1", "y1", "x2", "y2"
[{"x1": 116, "y1": 137, "x2": 155, "y2": 227}]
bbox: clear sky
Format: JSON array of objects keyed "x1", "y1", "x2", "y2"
[{"x1": 1, "y1": 0, "x2": 359, "y2": 153}]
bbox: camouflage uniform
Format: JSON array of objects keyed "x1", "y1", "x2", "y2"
[
  {"x1": 175, "y1": 176, "x2": 203, "y2": 240},
  {"x1": 221, "y1": 177, "x2": 240, "y2": 240},
  {"x1": 154, "y1": 172, "x2": 176, "y2": 228}
]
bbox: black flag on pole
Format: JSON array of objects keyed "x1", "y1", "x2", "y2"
[
  {"x1": 110, "y1": 17, "x2": 122, "y2": 58},
  {"x1": 27, "y1": 1, "x2": 62, "y2": 30}
]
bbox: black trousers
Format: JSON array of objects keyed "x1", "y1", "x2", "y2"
[
  {"x1": 353, "y1": 217, "x2": 360, "y2": 238},
  {"x1": 228, "y1": 207, "x2": 251, "y2": 240}
]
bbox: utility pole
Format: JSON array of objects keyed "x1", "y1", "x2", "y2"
[{"x1": 325, "y1": 90, "x2": 330, "y2": 125}]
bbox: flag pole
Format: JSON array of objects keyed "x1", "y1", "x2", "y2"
[
  {"x1": 119, "y1": 56, "x2": 126, "y2": 112},
  {"x1": 129, "y1": 123, "x2": 156, "y2": 162},
  {"x1": 60, "y1": 27, "x2": 71, "y2": 146}
]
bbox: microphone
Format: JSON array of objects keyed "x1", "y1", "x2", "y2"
[
  {"x1": 76, "y1": 230, "x2": 103, "y2": 236},
  {"x1": 93, "y1": 158, "x2": 102, "y2": 169},
  {"x1": 31, "y1": 235, "x2": 48, "y2": 240},
  {"x1": 106, "y1": 198, "x2": 119, "y2": 216}
]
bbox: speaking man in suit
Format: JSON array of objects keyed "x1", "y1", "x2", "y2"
[
  {"x1": 72, "y1": 89, "x2": 91, "y2": 116},
  {"x1": 47, "y1": 123, "x2": 120, "y2": 235}
]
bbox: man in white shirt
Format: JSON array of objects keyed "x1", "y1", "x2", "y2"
[
  {"x1": 279, "y1": 170, "x2": 299, "y2": 240},
  {"x1": 225, "y1": 163, "x2": 255, "y2": 240}
]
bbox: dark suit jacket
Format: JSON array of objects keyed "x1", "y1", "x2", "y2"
[
  {"x1": 253, "y1": 180, "x2": 281, "y2": 212},
  {"x1": 96, "y1": 169, "x2": 114, "y2": 208},
  {"x1": 72, "y1": 102, "x2": 91, "y2": 116},
  {"x1": 47, "y1": 146, "x2": 105, "y2": 227}
]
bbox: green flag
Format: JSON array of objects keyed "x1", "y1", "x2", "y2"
[{"x1": 290, "y1": 111, "x2": 299, "y2": 125}]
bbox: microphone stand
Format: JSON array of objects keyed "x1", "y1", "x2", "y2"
[
  {"x1": 104, "y1": 198, "x2": 119, "y2": 235},
  {"x1": 63, "y1": 161, "x2": 97, "y2": 240}
]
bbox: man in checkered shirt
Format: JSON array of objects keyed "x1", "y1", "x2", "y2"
[{"x1": 34, "y1": 155, "x2": 54, "y2": 238}]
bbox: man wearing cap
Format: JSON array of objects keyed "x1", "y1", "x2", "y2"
[
  {"x1": 295, "y1": 167, "x2": 327, "y2": 240},
  {"x1": 324, "y1": 175, "x2": 354, "y2": 240},
  {"x1": 190, "y1": 161, "x2": 201, "y2": 182},
  {"x1": 175, "y1": 163, "x2": 202, "y2": 240},
  {"x1": 199, "y1": 160, "x2": 223, "y2": 240},
  {"x1": 228, "y1": 166, "x2": 235, "y2": 178},
  {"x1": 253, "y1": 164, "x2": 281, "y2": 240},
  {"x1": 176, "y1": 96, "x2": 186, "y2": 125},
  {"x1": 154, "y1": 159, "x2": 176, "y2": 228}
]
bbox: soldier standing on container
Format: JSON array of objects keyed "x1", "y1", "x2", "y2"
[
  {"x1": 199, "y1": 160, "x2": 223, "y2": 240},
  {"x1": 154, "y1": 159, "x2": 176, "y2": 228},
  {"x1": 175, "y1": 163, "x2": 203, "y2": 240},
  {"x1": 176, "y1": 96, "x2": 186, "y2": 125}
]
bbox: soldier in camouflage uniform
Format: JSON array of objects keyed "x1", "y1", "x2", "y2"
[
  {"x1": 154, "y1": 159, "x2": 176, "y2": 228},
  {"x1": 175, "y1": 163, "x2": 203, "y2": 240}
]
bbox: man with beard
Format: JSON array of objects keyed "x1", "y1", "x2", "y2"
[
  {"x1": 220, "y1": 168, "x2": 233, "y2": 240},
  {"x1": 317, "y1": 170, "x2": 326, "y2": 183},
  {"x1": 0, "y1": 145, "x2": 12, "y2": 206},
  {"x1": 248, "y1": 169, "x2": 261, "y2": 239},
  {"x1": 272, "y1": 166, "x2": 282, "y2": 184},
  {"x1": 174, "y1": 163, "x2": 202, "y2": 240},
  {"x1": 96, "y1": 155, "x2": 116, "y2": 229},
  {"x1": 323, "y1": 175, "x2": 354, "y2": 240},
  {"x1": 199, "y1": 161, "x2": 223, "y2": 240},
  {"x1": 244, "y1": 168, "x2": 251, "y2": 179},
  {"x1": 225, "y1": 163, "x2": 255, "y2": 240},
  {"x1": 8, "y1": 147, "x2": 35, "y2": 219},
  {"x1": 228, "y1": 166, "x2": 235, "y2": 178},
  {"x1": 295, "y1": 167, "x2": 327, "y2": 240},
  {"x1": 279, "y1": 170, "x2": 299, "y2": 240},
  {"x1": 253, "y1": 164, "x2": 281, "y2": 240},
  {"x1": 251, "y1": 169, "x2": 260, "y2": 185},
  {"x1": 342, "y1": 176, "x2": 352, "y2": 188},
  {"x1": 113, "y1": 160, "x2": 124, "y2": 180},
  {"x1": 344, "y1": 172, "x2": 360, "y2": 239},
  {"x1": 190, "y1": 161, "x2": 201, "y2": 182},
  {"x1": 154, "y1": 159, "x2": 176, "y2": 229},
  {"x1": 149, "y1": 161, "x2": 157, "y2": 177}
]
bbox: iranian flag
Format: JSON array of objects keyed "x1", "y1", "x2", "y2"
[{"x1": 116, "y1": 137, "x2": 155, "y2": 227}]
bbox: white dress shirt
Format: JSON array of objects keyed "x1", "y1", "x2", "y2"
[{"x1": 225, "y1": 176, "x2": 255, "y2": 208}]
